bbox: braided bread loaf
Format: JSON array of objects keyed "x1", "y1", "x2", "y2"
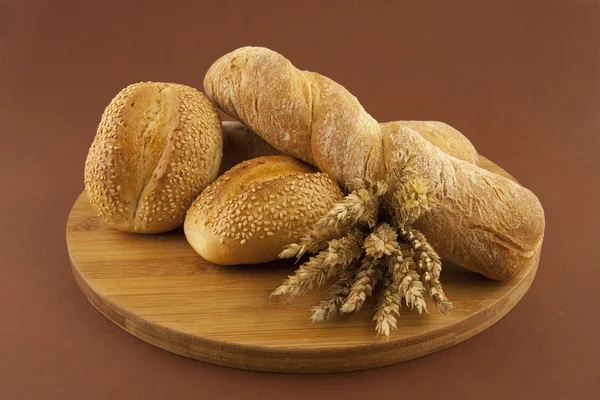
[
  {"x1": 204, "y1": 47, "x2": 479, "y2": 183},
  {"x1": 204, "y1": 47, "x2": 544, "y2": 280}
]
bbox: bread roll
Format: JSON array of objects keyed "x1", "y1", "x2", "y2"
[
  {"x1": 219, "y1": 121, "x2": 283, "y2": 174},
  {"x1": 185, "y1": 156, "x2": 343, "y2": 265},
  {"x1": 84, "y1": 82, "x2": 222, "y2": 234}
]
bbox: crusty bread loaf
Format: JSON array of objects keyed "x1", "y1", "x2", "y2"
[
  {"x1": 185, "y1": 156, "x2": 343, "y2": 265},
  {"x1": 382, "y1": 122, "x2": 545, "y2": 280},
  {"x1": 204, "y1": 46, "x2": 479, "y2": 184},
  {"x1": 84, "y1": 82, "x2": 222, "y2": 234},
  {"x1": 219, "y1": 121, "x2": 283, "y2": 174}
]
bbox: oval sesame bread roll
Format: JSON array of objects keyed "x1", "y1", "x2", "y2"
[
  {"x1": 184, "y1": 156, "x2": 343, "y2": 265},
  {"x1": 84, "y1": 82, "x2": 222, "y2": 234}
]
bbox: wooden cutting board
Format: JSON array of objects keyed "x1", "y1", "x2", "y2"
[{"x1": 66, "y1": 156, "x2": 540, "y2": 373}]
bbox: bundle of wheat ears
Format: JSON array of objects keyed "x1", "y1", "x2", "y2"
[{"x1": 272, "y1": 151, "x2": 454, "y2": 337}]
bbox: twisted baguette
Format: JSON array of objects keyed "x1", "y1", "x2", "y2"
[
  {"x1": 205, "y1": 47, "x2": 479, "y2": 184},
  {"x1": 205, "y1": 47, "x2": 544, "y2": 280}
]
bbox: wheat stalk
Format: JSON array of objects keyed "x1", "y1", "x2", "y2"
[
  {"x1": 401, "y1": 228, "x2": 442, "y2": 278},
  {"x1": 273, "y1": 162, "x2": 453, "y2": 337},
  {"x1": 390, "y1": 149, "x2": 418, "y2": 181},
  {"x1": 421, "y1": 271, "x2": 454, "y2": 315},
  {"x1": 392, "y1": 177, "x2": 439, "y2": 228}
]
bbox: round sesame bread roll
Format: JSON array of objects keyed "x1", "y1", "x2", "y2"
[
  {"x1": 184, "y1": 156, "x2": 343, "y2": 265},
  {"x1": 84, "y1": 82, "x2": 223, "y2": 234}
]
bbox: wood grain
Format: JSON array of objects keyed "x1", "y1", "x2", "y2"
[{"x1": 66, "y1": 156, "x2": 540, "y2": 373}]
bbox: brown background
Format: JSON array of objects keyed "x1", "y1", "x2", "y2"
[{"x1": 1, "y1": 0, "x2": 598, "y2": 399}]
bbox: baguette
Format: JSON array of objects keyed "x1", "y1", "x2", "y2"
[
  {"x1": 185, "y1": 156, "x2": 343, "y2": 265},
  {"x1": 203, "y1": 47, "x2": 545, "y2": 279},
  {"x1": 204, "y1": 47, "x2": 479, "y2": 184},
  {"x1": 383, "y1": 122, "x2": 544, "y2": 280},
  {"x1": 219, "y1": 121, "x2": 477, "y2": 175},
  {"x1": 84, "y1": 82, "x2": 222, "y2": 233}
]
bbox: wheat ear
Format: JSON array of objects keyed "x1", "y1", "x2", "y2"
[
  {"x1": 311, "y1": 271, "x2": 356, "y2": 323},
  {"x1": 400, "y1": 228, "x2": 453, "y2": 314},
  {"x1": 341, "y1": 256, "x2": 382, "y2": 313},
  {"x1": 271, "y1": 251, "x2": 330, "y2": 298},
  {"x1": 273, "y1": 229, "x2": 366, "y2": 298},
  {"x1": 373, "y1": 277, "x2": 401, "y2": 337},
  {"x1": 399, "y1": 270, "x2": 428, "y2": 314},
  {"x1": 279, "y1": 187, "x2": 379, "y2": 260},
  {"x1": 386, "y1": 150, "x2": 439, "y2": 229}
]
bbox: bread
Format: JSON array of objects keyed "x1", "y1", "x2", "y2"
[
  {"x1": 84, "y1": 82, "x2": 223, "y2": 234},
  {"x1": 219, "y1": 121, "x2": 480, "y2": 175},
  {"x1": 184, "y1": 156, "x2": 343, "y2": 265},
  {"x1": 204, "y1": 46, "x2": 479, "y2": 184},
  {"x1": 382, "y1": 122, "x2": 545, "y2": 280},
  {"x1": 399, "y1": 121, "x2": 479, "y2": 165},
  {"x1": 204, "y1": 47, "x2": 545, "y2": 280},
  {"x1": 219, "y1": 121, "x2": 283, "y2": 174}
]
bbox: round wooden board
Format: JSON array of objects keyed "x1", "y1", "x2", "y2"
[{"x1": 66, "y1": 156, "x2": 540, "y2": 373}]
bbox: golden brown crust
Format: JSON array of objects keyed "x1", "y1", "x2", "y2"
[
  {"x1": 84, "y1": 82, "x2": 222, "y2": 234},
  {"x1": 204, "y1": 47, "x2": 479, "y2": 183},
  {"x1": 184, "y1": 156, "x2": 343, "y2": 265},
  {"x1": 220, "y1": 121, "x2": 480, "y2": 176},
  {"x1": 398, "y1": 121, "x2": 480, "y2": 166},
  {"x1": 204, "y1": 50, "x2": 314, "y2": 165},
  {"x1": 306, "y1": 71, "x2": 385, "y2": 182},
  {"x1": 381, "y1": 122, "x2": 545, "y2": 280}
]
